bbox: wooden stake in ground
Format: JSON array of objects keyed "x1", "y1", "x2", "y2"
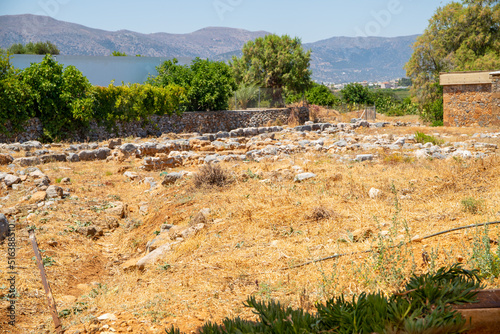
[{"x1": 29, "y1": 229, "x2": 63, "y2": 334}]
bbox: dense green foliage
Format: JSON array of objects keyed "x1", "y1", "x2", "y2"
[
  {"x1": 233, "y1": 84, "x2": 259, "y2": 109},
  {"x1": 305, "y1": 83, "x2": 340, "y2": 107},
  {"x1": 7, "y1": 41, "x2": 59, "y2": 55},
  {"x1": 111, "y1": 51, "x2": 127, "y2": 56},
  {"x1": 405, "y1": 0, "x2": 500, "y2": 123},
  {"x1": 166, "y1": 264, "x2": 482, "y2": 334},
  {"x1": 91, "y1": 83, "x2": 186, "y2": 127},
  {"x1": 148, "y1": 58, "x2": 236, "y2": 111},
  {"x1": 0, "y1": 55, "x2": 185, "y2": 141},
  {"x1": 340, "y1": 83, "x2": 372, "y2": 105},
  {"x1": 231, "y1": 34, "x2": 312, "y2": 106},
  {"x1": 0, "y1": 54, "x2": 32, "y2": 133},
  {"x1": 19, "y1": 55, "x2": 92, "y2": 141}
]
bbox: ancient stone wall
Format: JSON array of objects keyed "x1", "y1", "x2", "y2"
[
  {"x1": 0, "y1": 107, "x2": 309, "y2": 143},
  {"x1": 443, "y1": 84, "x2": 496, "y2": 127}
]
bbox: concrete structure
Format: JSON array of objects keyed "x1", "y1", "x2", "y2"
[
  {"x1": 10, "y1": 54, "x2": 192, "y2": 86},
  {"x1": 440, "y1": 70, "x2": 500, "y2": 127}
]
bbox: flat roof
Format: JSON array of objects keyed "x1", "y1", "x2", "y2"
[{"x1": 440, "y1": 71, "x2": 493, "y2": 85}]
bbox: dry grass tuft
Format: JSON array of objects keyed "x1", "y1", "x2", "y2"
[
  {"x1": 193, "y1": 163, "x2": 233, "y2": 188},
  {"x1": 306, "y1": 206, "x2": 336, "y2": 221}
]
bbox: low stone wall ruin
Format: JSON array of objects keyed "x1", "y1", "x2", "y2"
[{"x1": 0, "y1": 107, "x2": 309, "y2": 143}]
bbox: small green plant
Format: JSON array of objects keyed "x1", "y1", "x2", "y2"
[
  {"x1": 469, "y1": 226, "x2": 500, "y2": 279},
  {"x1": 105, "y1": 171, "x2": 113, "y2": 176},
  {"x1": 461, "y1": 197, "x2": 484, "y2": 214},
  {"x1": 58, "y1": 302, "x2": 87, "y2": 318},
  {"x1": 55, "y1": 177, "x2": 62, "y2": 183},
  {"x1": 246, "y1": 169, "x2": 261, "y2": 180},
  {"x1": 414, "y1": 131, "x2": 444, "y2": 145},
  {"x1": 158, "y1": 263, "x2": 171, "y2": 271}
]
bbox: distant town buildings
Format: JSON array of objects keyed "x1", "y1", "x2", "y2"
[{"x1": 317, "y1": 78, "x2": 406, "y2": 91}]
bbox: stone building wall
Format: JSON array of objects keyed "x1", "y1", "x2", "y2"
[
  {"x1": 0, "y1": 107, "x2": 309, "y2": 143},
  {"x1": 442, "y1": 83, "x2": 495, "y2": 127}
]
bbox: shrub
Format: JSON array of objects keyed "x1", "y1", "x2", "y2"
[
  {"x1": 461, "y1": 197, "x2": 484, "y2": 214},
  {"x1": 305, "y1": 84, "x2": 340, "y2": 107},
  {"x1": 414, "y1": 131, "x2": 444, "y2": 145},
  {"x1": 193, "y1": 163, "x2": 232, "y2": 188},
  {"x1": 233, "y1": 84, "x2": 259, "y2": 109},
  {"x1": 91, "y1": 83, "x2": 186, "y2": 129},
  {"x1": 306, "y1": 206, "x2": 334, "y2": 221},
  {"x1": 0, "y1": 54, "x2": 32, "y2": 133}
]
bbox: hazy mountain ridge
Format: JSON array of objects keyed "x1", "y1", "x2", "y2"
[{"x1": 0, "y1": 14, "x2": 417, "y2": 82}]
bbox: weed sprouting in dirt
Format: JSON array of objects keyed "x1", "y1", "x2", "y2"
[
  {"x1": 468, "y1": 225, "x2": 500, "y2": 279},
  {"x1": 414, "y1": 131, "x2": 444, "y2": 145},
  {"x1": 461, "y1": 197, "x2": 484, "y2": 214},
  {"x1": 356, "y1": 184, "x2": 416, "y2": 292},
  {"x1": 193, "y1": 163, "x2": 233, "y2": 188}
]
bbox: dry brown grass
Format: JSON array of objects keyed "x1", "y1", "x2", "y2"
[{"x1": 0, "y1": 125, "x2": 500, "y2": 333}]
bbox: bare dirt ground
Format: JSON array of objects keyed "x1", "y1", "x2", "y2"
[{"x1": 1, "y1": 114, "x2": 500, "y2": 333}]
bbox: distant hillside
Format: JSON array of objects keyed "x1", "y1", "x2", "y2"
[{"x1": 0, "y1": 14, "x2": 417, "y2": 82}]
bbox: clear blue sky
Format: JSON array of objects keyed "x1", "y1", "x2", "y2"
[{"x1": 1, "y1": 0, "x2": 453, "y2": 43}]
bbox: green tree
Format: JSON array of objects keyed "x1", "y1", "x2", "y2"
[
  {"x1": 340, "y1": 83, "x2": 372, "y2": 105},
  {"x1": 305, "y1": 83, "x2": 340, "y2": 107},
  {"x1": 147, "y1": 58, "x2": 192, "y2": 88},
  {"x1": 148, "y1": 58, "x2": 235, "y2": 111},
  {"x1": 231, "y1": 34, "x2": 312, "y2": 106},
  {"x1": 7, "y1": 41, "x2": 59, "y2": 55},
  {"x1": 397, "y1": 78, "x2": 412, "y2": 87},
  {"x1": 188, "y1": 58, "x2": 236, "y2": 111},
  {"x1": 405, "y1": 0, "x2": 500, "y2": 123},
  {"x1": 111, "y1": 51, "x2": 127, "y2": 56},
  {"x1": 20, "y1": 55, "x2": 92, "y2": 141}
]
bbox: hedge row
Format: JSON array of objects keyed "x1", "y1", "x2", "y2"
[{"x1": 0, "y1": 54, "x2": 186, "y2": 141}]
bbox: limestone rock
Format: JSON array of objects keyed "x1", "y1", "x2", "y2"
[
  {"x1": 76, "y1": 226, "x2": 103, "y2": 238},
  {"x1": 136, "y1": 243, "x2": 174, "y2": 269},
  {"x1": 97, "y1": 313, "x2": 117, "y2": 322},
  {"x1": 161, "y1": 172, "x2": 183, "y2": 186},
  {"x1": 123, "y1": 171, "x2": 139, "y2": 180},
  {"x1": 0, "y1": 153, "x2": 14, "y2": 165},
  {"x1": 78, "y1": 150, "x2": 96, "y2": 161},
  {"x1": 4, "y1": 174, "x2": 20, "y2": 187},
  {"x1": 95, "y1": 148, "x2": 111, "y2": 160},
  {"x1": 34, "y1": 176, "x2": 50, "y2": 187},
  {"x1": 119, "y1": 143, "x2": 138, "y2": 153},
  {"x1": 142, "y1": 155, "x2": 183, "y2": 171},
  {"x1": 104, "y1": 202, "x2": 128, "y2": 218},
  {"x1": 46, "y1": 185, "x2": 63, "y2": 199},
  {"x1": 0, "y1": 214, "x2": 9, "y2": 242},
  {"x1": 13, "y1": 157, "x2": 41, "y2": 167},
  {"x1": 355, "y1": 154, "x2": 374, "y2": 162},
  {"x1": 294, "y1": 172, "x2": 317, "y2": 182},
  {"x1": 40, "y1": 153, "x2": 66, "y2": 163},
  {"x1": 30, "y1": 191, "x2": 47, "y2": 203},
  {"x1": 108, "y1": 138, "x2": 122, "y2": 149},
  {"x1": 67, "y1": 153, "x2": 80, "y2": 162},
  {"x1": 368, "y1": 187, "x2": 381, "y2": 199}
]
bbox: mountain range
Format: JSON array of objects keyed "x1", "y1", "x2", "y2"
[{"x1": 0, "y1": 14, "x2": 418, "y2": 83}]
